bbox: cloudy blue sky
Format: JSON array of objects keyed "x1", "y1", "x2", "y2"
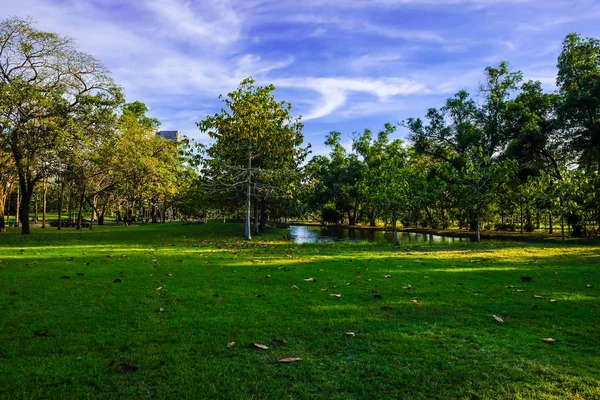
[{"x1": 2, "y1": 0, "x2": 600, "y2": 154}]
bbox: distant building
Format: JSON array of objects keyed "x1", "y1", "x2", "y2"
[{"x1": 156, "y1": 130, "x2": 182, "y2": 143}]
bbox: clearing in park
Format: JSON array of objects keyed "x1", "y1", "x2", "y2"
[{"x1": 0, "y1": 223, "x2": 599, "y2": 399}]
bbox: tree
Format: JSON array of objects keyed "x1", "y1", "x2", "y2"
[
  {"x1": 0, "y1": 17, "x2": 121, "y2": 234},
  {"x1": 0, "y1": 149, "x2": 17, "y2": 232},
  {"x1": 197, "y1": 77, "x2": 305, "y2": 239}
]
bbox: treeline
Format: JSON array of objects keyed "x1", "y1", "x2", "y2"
[
  {"x1": 0, "y1": 17, "x2": 190, "y2": 234},
  {"x1": 297, "y1": 33, "x2": 600, "y2": 240}
]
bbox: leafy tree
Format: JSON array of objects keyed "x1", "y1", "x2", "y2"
[
  {"x1": 197, "y1": 77, "x2": 306, "y2": 239},
  {"x1": 0, "y1": 17, "x2": 121, "y2": 234}
]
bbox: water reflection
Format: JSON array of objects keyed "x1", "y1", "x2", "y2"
[{"x1": 290, "y1": 225, "x2": 468, "y2": 244}]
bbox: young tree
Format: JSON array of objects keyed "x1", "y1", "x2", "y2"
[{"x1": 197, "y1": 77, "x2": 305, "y2": 239}]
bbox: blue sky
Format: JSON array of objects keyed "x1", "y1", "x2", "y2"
[{"x1": 2, "y1": 0, "x2": 600, "y2": 154}]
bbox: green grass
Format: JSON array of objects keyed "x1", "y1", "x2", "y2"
[{"x1": 0, "y1": 223, "x2": 599, "y2": 399}]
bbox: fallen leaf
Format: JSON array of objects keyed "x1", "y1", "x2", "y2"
[
  {"x1": 493, "y1": 315, "x2": 504, "y2": 323},
  {"x1": 321, "y1": 288, "x2": 328, "y2": 292},
  {"x1": 34, "y1": 330, "x2": 50, "y2": 337},
  {"x1": 227, "y1": 341, "x2": 236, "y2": 349},
  {"x1": 120, "y1": 363, "x2": 138, "y2": 372},
  {"x1": 550, "y1": 299, "x2": 557, "y2": 303},
  {"x1": 520, "y1": 276, "x2": 533, "y2": 282},
  {"x1": 380, "y1": 306, "x2": 392, "y2": 311},
  {"x1": 516, "y1": 289, "x2": 526, "y2": 292},
  {"x1": 542, "y1": 338, "x2": 555, "y2": 344},
  {"x1": 410, "y1": 299, "x2": 418, "y2": 303},
  {"x1": 534, "y1": 295, "x2": 544, "y2": 298},
  {"x1": 330, "y1": 294, "x2": 341, "y2": 298},
  {"x1": 347, "y1": 282, "x2": 352, "y2": 286},
  {"x1": 159, "y1": 308, "x2": 165, "y2": 312},
  {"x1": 255, "y1": 294, "x2": 265, "y2": 298},
  {"x1": 292, "y1": 285, "x2": 299, "y2": 290},
  {"x1": 271, "y1": 338, "x2": 287, "y2": 346},
  {"x1": 383, "y1": 275, "x2": 391, "y2": 278},
  {"x1": 506, "y1": 285, "x2": 514, "y2": 288},
  {"x1": 404, "y1": 284, "x2": 413, "y2": 289},
  {"x1": 112, "y1": 278, "x2": 123, "y2": 283},
  {"x1": 166, "y1": 273, "x2": 172, "y2": 277},
  {"x1": 278, "y1": 267, "x2": 284, "y2": 270},
  {"x1": 304, "y1": 277, "x2": 315, "y2": 282},
  {"x1": 253, "y1": 343, "x2": 269, "y2": 350},
  {"x1": 265, "y1": 275, "x2": 271, "y2": 278},
  {"x1": 344, "y1": 332, "x2": 355, "y2": 336},
  {"x1": 278, "y1": 357, "x2": 302, "y2": 363},
  {"x1": 59, "y1": 275, "x2": 70, "y2": 280},
  {"x1": 156, "y1": 287, "x2": 162, "y2": 291},
  {"x1": 586, "y1": 284, "x2": 593, "y2": 288}
]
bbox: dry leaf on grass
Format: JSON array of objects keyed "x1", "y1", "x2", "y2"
[
  {"x1": 493, "y1": 315, "x2": 504, "y2": 323},
  {"x1": 542, "y1": 338, "x2": 555, "y2": 344},
  {"x1": 383, "y1": 275, "x2": 391, "y2": 278},
  {"x1": 271, "y1": 338, "x2": 286, "y2": 346},
  {"x1": 253, "y1": 343, "x2": 269, "y2": 350},
  {"x1": 516, "y1": 289, "x2": 526, "y2": 292},
  {"x1": 304, "y1": 277, "x2": 315, "y2": 282},
  {"x1": 506, "y1": 285, "x2": 514, "y2": 288},
  {"x1": 227, "y1": 341, "x2": 236, "y2": 349},
  {"x1": 113, "y1": 278, "x2": 123, "y2": 283},
  {"x1": 410, "y1": 299, "x2": 418, "y2": 303},
  {"x1": 156, "y1": 287, "x2": 162, "y2": 291},
  {"x1": 586, "y1": 284, "x2": 593, "y2": 288},
  {"x1": 278, "y1": 357, "x2": 302, "y2": 363},
  {"x1": 292, "y1": 285, "x2": 299, "y2": 290},
  {"x1": 404, "y1": 284, "x2": 413, "y2": 289},
  {"x1": 159, "y1": 308, "x2": 165, "y2": 312},
  {"x1": 120, "y1": 363, "x2": 138, "y2": 372},
  {"x1": 330, "y1": 294, "x2": 341, "y2": 298},
  {"x1": 344, "y1": 332, "x2": 355, "y2": 336},
  {"x1": 550, "y1": 299, "x2": 557, "y2": 303},
  {"x1": 534, "y1": 295, "x2": 544, "y2": 298}
]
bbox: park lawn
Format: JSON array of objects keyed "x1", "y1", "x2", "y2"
[{"x1": 0, "y1": 223, "x2": 599, "y2": 399}]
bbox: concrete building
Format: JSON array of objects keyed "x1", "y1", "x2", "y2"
[{"x1": 156, "y1": 130, "x2": 182, "y2": 143}]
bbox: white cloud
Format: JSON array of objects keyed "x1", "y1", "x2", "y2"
[{"x1": 274, "y1": 77, "x2": 428, "y2": 120}]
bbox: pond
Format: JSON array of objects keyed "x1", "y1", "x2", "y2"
[{"x1": 289, "y1": 225, "x2": 470, "y2": 244}]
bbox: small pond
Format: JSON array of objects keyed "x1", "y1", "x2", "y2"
[{"x1": 289, "y1": 225, "x2": 470, "y2": 244}]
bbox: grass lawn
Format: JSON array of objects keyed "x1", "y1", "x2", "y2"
[{"x1": 1, "y1": 223, "x2": 599, "y2": 399}]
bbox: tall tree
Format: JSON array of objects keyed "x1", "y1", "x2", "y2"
[{"x1": 0, "y1": 17, "x2": 121, "y2": 234}]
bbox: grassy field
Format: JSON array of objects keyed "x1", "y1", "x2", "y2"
[{"x1": 0, "y1": 223, "x2": 599, "y2": 399}]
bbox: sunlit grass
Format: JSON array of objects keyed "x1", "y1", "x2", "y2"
[{"x1": 0, "y1": 223, "x2": 599, "y2": 399}]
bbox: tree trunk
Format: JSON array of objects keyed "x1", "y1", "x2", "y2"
[
  {"x1": 57, "y1": 180, "x2": 64, "y2": 230},
  {"x1": 89, "y1": 196, "x2": 97, "y2": 229},
  {"x1": 151, "y1": 201, "x2": 158, "y2": 223},
  {"x1": 0, "y1": 188, "x2": 6, "y2": 233},
  {"x1": 549, "y1": 213, "x2": 553, "y2": 234},
  {"x1": 254, "y1": 198, "x2": 259, "y2": 235},
  {"x1": 19, "y1": 188, "x2": 32, "y2": 235},
  {"x1": 260, "y1": 201, "x2": 265, "y2": 232},
  {"x1": 42, "y1": 180, "x2": 47, "y2": 228},
  {"x1": 77, "y1": 183, "x2": 86, "y2": 230},
  {"x1": 475, "y1": 213, "x2": 481, "y2": 243},
  {"x1": 245, "y1": 150, "x2": 252, "y2": 240},
  {"x1": 520, "y1": 204, "x2": 523, "y2": 234},
  {"x1": 392, "y1": 210, "x2": 399, "y2": 245}
]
